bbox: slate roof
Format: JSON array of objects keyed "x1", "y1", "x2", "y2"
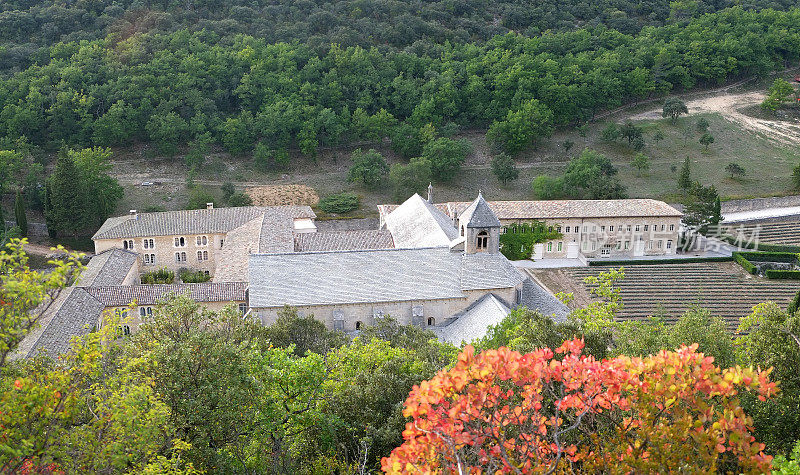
[
  {"x1": 92, "y1": 206, "x2": 316, "y2": 240},
  {"x1": 383, "y1": 194, "x2": 459, "y2": 248},
  {"x1": 84, "y1": 282, "x2": 248, "y2": 307},
  {"x1": 14, "y1": 287, "x2": 106, "y2": 359},
  {"x1": 446, "y1": 199, "x2": 682, "y2": 220},
  {"x1": 294, "y1": 230, "x2": 395, "y2": 252},
  {"x1": 75, "y1": 248, "x2": 138, "y2": 287},
  {"x1": 459, "y1": 193, "x2": 501, "y2": 228},
  {"x1": 518, "y1": 278, "x2": 569, "y2": 322},
  {"x1": 435, "y1": 293, "x2": 511, "y2": 345},
  {"x1": 248, "y1": 247, "x2": 523, "y2": 308}
]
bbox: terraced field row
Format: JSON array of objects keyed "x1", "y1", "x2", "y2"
[
  {"x1": 556, "y1": 262, "x2": 800, "y2": 330},
  {"x1": 724, "y1": 220, "x2": 800, "y2": 246}
]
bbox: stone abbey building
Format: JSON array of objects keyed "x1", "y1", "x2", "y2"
[{"x1": 15, "y1": 191, "x2": 682, "y2": 358}]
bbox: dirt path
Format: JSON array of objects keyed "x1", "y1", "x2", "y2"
[{"x1": 631, "y1": 90, "x2": 800, "y2": 146}]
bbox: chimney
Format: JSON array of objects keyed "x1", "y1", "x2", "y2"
[
  {"x1": 206, "y1": 202, "x2": 214, "y2": 210},
  {"x1": 129, "y1": 209, "x2": 138, "y2": 220},
  {"x1": 427, "y1": 182, "x2": 433, "y2": 203}
]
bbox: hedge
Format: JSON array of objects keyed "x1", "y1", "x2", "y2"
[
  {"x1": 719, "y1": 234, "x2": 800, "y2": 253},
  {"x1": 588, "y1": 256, "x2": 733, "y2": 266},
  {"x1": 734, "y1": 251, "x2": 800, "y2": 263},
  {"x1": 733, "y1": 253, "x2": 757, "y2": 275},
  {"x1": 765, "y1": 270, "x2": 800, "y2": 280}
]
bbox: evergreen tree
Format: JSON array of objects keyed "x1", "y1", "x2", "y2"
[
  {"x1": 678, "y1": 157, "x2": 692, "y2": 190},
  {"x1": 14, "y1": 191, "x2": 27, "y2": 237},
  {"x1": 46, "y1": 151, "x2": 87, "y2": 237},
  {"x1": 711, "y1": 195, "x2": 722, "y2": 225}
]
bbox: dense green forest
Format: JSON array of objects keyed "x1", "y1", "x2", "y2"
[
  {"x1": 2, "y1": 0, "x2": 799, "y2": 73},
  {"x1": 0, "y1": 7, "x2": 799, "y2": 162}
]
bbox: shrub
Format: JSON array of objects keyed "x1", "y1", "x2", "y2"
[
  {"x1": 186, "y1": 189, "x2": 217, "y2": 210},
  {"x1": 347, "y1": 148, "x2": 388, "y2": 189},
  {"x1": 384, "y1": 339, "x2": 777, "y2": 473},
  {"x1": 318, "y1": 192, "x2": 360, "y2": 214},
  {"x1": 765, "y1": 270, "x2": 800, "y2": 280},
  {"x1": 490, "y1": 153, "x2": 519, "y2": 184},
  {"x1": 588, "y1": 256, "x2": 733, "y2": 266},
  {"x1": 179, "y1": 268, "x2": 211, "y2": 283},
  {"x1": 227, "y1": 192, "x2": 253, "y2": 207},
  {"x1": 734, "y1": 252, "x2": 758, "y2": 274},
  {"x1": 498, "y1": 222, "x2": 561, "y2": 260},
  {"x1": 141, "y1": 268, "x2": 175, "y2": 284}
]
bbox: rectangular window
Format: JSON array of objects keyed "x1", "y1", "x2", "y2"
[
  {"x1": 616, "y1": 242, "x2": 621, "y2": 250},
  {"x1": 609, "y1": 225, "x2": 614, "y2": 232},
  {"x1": 591, "y1": 241, "x2": 596, "y2": 251},
  {"x1": 238, "y1": 303, "x2": 248, "y2": 315},
  {"x1": 144, "y1": 254, "x2": 156, "y2": 265},
  {"x1": 583, "y1": 226, "x2": 587, "y2": 232},
  {"x1": 627, "y1": 225, "x2": 632, "y2": 232},
  {"x1": 174, "y1": 236, "x2": 185, "y2": 247},
  {"x1": 175, "y1": 252, "x2": 186, "y2": 262},
  {"x1": 556, "y1": 226, "x2": 561, "y2": 233},
  {"x1": 661, "y1": 224, "x2": 665, "y2": 231},
  {"x1": 582, "y1": 241, "x2": 587, "y2": 250},
  {"x1": 220, "y1": 239, "x2": 224, "y2": 248},
  {"x1": 557, "y1": 242, "x2": 562, "y2": 252},
  {"x1": 601, "y1": 226, "x2": 606, "y2": 233},
  {"x1": 547, "y1": 242, "x2": 552, "y2": 252},
  {"x1": 143, "y1": 238, "x2": 155, "y2": 249},
  {"x1": 565, "y1": 226, "x2": 570, "y2": 233},
  {"x1": 624, "y1": 241, "x2": 630, "y2": 250},
  {"x1": 657, "y1": 240, "x2": 663, "y2": 249},
  {"x1": 644, "y1": 225, "x2": 649, "y2": 231},
  {"x1": 635, "y1": 225, "x2": 641, "y2": 232},
  {"x1": 667, "y1": 240, "x2": 673, "y2": 249},
  {"x1": 669, "y1": 224, "x2": 675, "y2": 231}
]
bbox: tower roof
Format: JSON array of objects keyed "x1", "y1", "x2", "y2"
[{"x1": 460, "y1": 193, "x2": 501, "y2": 228}]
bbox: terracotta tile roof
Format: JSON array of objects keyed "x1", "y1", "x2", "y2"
[
  {"x1": 446, "y1": 199, "x2": 683, "y2": 220},
  {"x1": 92, "y1": 206, "x2": 315, "y2": 240},
  {"x1": 294, "y1": 230, "x2": 394, "y2": 252}
]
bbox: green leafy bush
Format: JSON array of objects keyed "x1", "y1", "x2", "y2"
[
  {"x1": 765, "y1": 270, "x2": 800, "y2": 280},
  {"x1": 179, "y1": 268, "x2": 211, "y2": 283},
  {"x1": 141, "y1": 268, "x2": 175, "y2": 284},
  {"x1": 499, "y1": 222, "x2": 562, "y2": 260},
  {"x1": 318, "y1": 192, "x2": 360, "y2": 214},
  {"x1": 589, "y1": 256, "x2": 733, "y2": 266}
]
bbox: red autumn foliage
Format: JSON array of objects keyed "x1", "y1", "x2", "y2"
[{"x1": 382, "y1": 339, "x2": 777, "y2": 474}]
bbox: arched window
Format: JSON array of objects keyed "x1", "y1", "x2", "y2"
[
  {"x1": 427, "y1": 317, "x2": 435, "y2": 327},
  {"x1": 476, "y1": 230, "x2": 489, "y2": 250}
]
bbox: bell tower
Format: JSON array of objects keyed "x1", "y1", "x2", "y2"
[{"x1": 459, "y1": 192, "x2": 501, "y2": 254}]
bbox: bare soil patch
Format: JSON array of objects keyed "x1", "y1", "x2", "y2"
[
  {"x1": 631, "y1": 91, "x2": 800, "y2": 147},
  {"x1": 246, "y1": 184, "x2": 320, "y2": 206}
]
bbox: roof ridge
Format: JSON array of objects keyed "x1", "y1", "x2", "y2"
[{"x1": 251, "y1": 245, "x2": 452, "y2": 257}]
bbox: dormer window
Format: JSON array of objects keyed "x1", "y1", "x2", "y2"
[{"x1": 476, "y1": 230, "x2": 489, "y2": 251}]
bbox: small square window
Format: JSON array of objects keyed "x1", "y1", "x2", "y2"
[
  {"x1": 644, "y1": 225, "x2": 649, "y2": 231},
  {"x1": 565, "y1": 226, "x2": 570, "y2": 233}
]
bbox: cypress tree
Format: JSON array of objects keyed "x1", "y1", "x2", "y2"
[
  {"x1": 14, "y1": 191, "x2": 27, "y2": 237},
  {"x1": 46, "y1": 151, "x2": 87, "y2": 237},
  {"x1": 678, "y1": 157, "x2": 692, "y2": 190}
]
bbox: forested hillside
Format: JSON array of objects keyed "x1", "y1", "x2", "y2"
[
  {"x1": 2, "y1": 0, "x2": 799, "y2": 73},
  {"x1": 1, "y1": 8, "x2": 799, "y2": 161}
]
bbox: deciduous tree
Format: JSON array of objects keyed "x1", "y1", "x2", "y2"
[
  {"x1": 662, "y1": 98, "x2": 688, "y2": 124},
  {"x1": 383, "y1": 339, "x2": 776, "y2": 473}
]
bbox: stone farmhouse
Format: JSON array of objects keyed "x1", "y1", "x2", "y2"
[
  {"x1": 379, "y1": 191, "x2": 682, "y2": 260},
  {"x1": 17, "y1": 191, "x2": 687, "y2": 358}
]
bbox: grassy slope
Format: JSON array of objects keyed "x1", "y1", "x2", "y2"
[{"x1": 112, "y1": 107, "x2": 800, "y2": 218}]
